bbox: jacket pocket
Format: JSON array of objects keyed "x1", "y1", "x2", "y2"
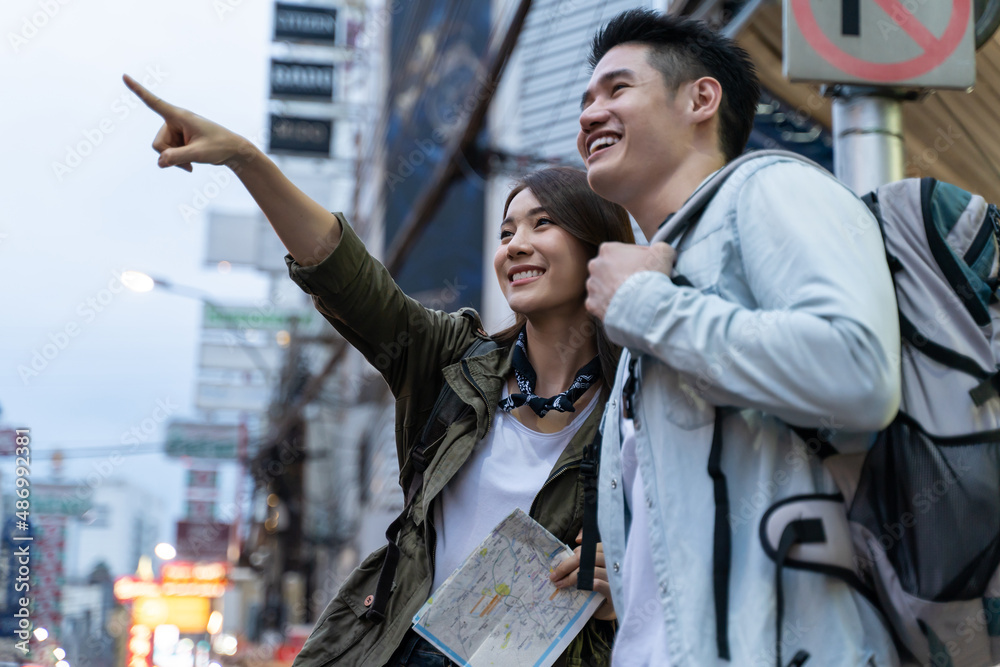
[
  {"x1": 641, "y1": 362, "x2": 715, "y2": 430},
  {"x1": 669, "y1": 374, "x2": 715, "y2": 429},
  {"x1": 293, "y1": 546, "x2": 387, "y2": 666}
]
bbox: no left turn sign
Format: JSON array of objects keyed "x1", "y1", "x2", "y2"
[{"x1": 783, "y1": 0, "x2": 976, "y2": 89}]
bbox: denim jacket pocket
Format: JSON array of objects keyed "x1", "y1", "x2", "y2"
[
  {"x1": 667, "y1": 373, "x2": 715, "y2": 429},
  {"x1": 644, "y1": 363, "x2": 715, "y2": 430}
]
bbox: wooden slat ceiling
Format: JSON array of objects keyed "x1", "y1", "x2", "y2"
[{"x1": 736, "y1": 2, "x2": 1000, "y2": 201}]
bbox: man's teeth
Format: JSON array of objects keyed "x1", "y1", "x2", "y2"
[
  {"x1": 512, "y1": 270, "x2": 543, "y2": 282},
  {"x1": 589, "y1": 135, "x2": 619, "y2": 156}
]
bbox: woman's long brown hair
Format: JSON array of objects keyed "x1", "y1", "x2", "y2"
[{"x1": 492, "y1": 167, "x2": 635, "y2": 397}]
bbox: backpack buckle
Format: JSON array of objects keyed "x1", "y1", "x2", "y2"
[
  {"x1": 580, "y1": 443, "x2": 598, "y2": 477},
  {"x1": 622, "y1": 358, "x2": 639, "y2": 419},
  {"x1": 969, "y1": 370, "x2": 1000, "y2": 407},
  {"x1": 410, "y1": 448, "x2": 429, "y2": 473}
]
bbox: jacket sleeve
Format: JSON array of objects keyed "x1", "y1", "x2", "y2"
[
  {"x1": 603, "y1": 162, "x2": 901, "y2": 431},
  {"x1": 286, "y1": 213, "x2": 479, "y2": 400}
]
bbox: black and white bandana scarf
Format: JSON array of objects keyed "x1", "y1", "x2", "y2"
[{"x1": 497, "y1": 328, "x2": 601, "y2": 418}]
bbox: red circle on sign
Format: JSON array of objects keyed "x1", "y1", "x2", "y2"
[{"x1": 791, "y1": 0, "x2": 971, "y2": 82}]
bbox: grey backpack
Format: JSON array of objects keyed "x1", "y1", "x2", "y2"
[{"x1": 656, "y1": 151, "x2": 1000, "y2": 667}]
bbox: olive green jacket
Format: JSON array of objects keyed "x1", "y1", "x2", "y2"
[{"x1": 286, "y1": 215, "x2": 614, "y2": 666}]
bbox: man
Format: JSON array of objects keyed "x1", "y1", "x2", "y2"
[{"x1": 579, "y1": 9, "x2": 901, "y2": 666}]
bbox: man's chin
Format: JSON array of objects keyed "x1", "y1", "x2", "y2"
[{"x1": 586, "y1": 161, "x2": 627, "y2": 205}]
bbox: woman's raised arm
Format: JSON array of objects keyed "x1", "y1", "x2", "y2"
[{"x1": 123, "y1": 74, "x2": 341, "y2": 266}]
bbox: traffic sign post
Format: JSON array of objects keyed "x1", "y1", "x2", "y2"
[
  {"x1": 783, "y1": 0, "x2": 976, "y2": 195},
  {"x1": 827, "y1": 86, "x2": 907, "y2": 195}
]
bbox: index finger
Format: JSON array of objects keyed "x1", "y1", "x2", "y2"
[
  {"x1": 122, "y1": 74, "x2": 175, "y2": 118},
  {"x1": 550, "y1": 551, "x2": 580, "y2": 580}
]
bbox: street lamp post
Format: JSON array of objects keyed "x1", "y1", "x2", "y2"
[{"x1": 123, "y1": 271, "x2": 260, "y2": 567}]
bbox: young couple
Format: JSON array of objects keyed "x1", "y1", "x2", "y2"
[{"x1": 129, "y1": 8, "x2": 901, "y2": 667}]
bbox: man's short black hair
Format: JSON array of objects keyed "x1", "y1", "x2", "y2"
[{"x1": 589, "y1": 8, "x2": 760, "y2": 162}]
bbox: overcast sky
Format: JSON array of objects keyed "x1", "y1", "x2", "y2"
[{"x1": 1, "y1": 0, "x2": 283, "y2": 551}]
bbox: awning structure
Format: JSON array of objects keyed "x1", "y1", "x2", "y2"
[{"x1": 735, "y1": 3, "x2": 1000, "y2": 201}]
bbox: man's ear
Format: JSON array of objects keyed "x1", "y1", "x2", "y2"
[{"x1": 687, "y1": 76, "x2": 723, "y2": 124}]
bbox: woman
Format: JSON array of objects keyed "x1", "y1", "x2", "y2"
[{"x1": 124, "y1": 74, "x2": 634, "y2": 666}]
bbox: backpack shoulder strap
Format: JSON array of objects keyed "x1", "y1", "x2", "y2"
[
  {"x1": 575, "y1": 430, "x2": 602, "y2": 592},
  {"x1": 650, "y1": 149, "x2": 823, "y2": 247},
  {"x1": 365, "y1": 335, "x2": 498, "y2": 624},
  {"x1": 406, "y1": 336, "x2": 499, "y2": 500}
]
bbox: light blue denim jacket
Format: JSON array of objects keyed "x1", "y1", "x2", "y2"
[{"x1": 598, "y1": 155, "x2": 903, "y2": 666}]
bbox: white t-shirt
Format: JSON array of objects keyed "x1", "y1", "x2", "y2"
[
  {"x1": 432, "y1": 387, "x2": 599, "y2": 589},
  {"x1": 611, "y1": 413, "x2": 672, "y2": 666}
]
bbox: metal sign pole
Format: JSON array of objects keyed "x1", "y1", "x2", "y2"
[{"x1": 828, "y1": 86, "x2": 907, "y2": 195}]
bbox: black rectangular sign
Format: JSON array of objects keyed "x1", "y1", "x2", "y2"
[
  {"x1": 274, "y1": 3, "x2": 337, "y2": 44},
  {"x1": 270, "y1": 60, "x2": 334, "y2": 99},
  {"x1": 269, "y1": 114, "x2": 332, "y2": 156}
]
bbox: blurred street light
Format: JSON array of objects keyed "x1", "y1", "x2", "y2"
[
  {"x1": 32, "y1": 627, "x2": 48, "y2": 641},
  {"x1": 122, "y1": 270, "x2": 277, "y2": 378},
  {"x1": 154, "y1": 542, "x2": 177, "y2": 560},
  {"x1": 121, "y1": 270, "x2": 155, "y2": 293},
  {"x1": 207, "y1": 610, "x2": 223, "y2": 635},
  {"x1": 214, "y1": 634, "x2": 238, "y2": 656},
  {"x1": 122, "y1": 270, "x2": 221, "y2": 304}
]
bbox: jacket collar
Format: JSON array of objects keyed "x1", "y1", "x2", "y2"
[{"x1": 441, "y1": 343, "x2": 511, "y2": 439}]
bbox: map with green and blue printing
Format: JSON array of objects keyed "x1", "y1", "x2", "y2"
[{"x1": 412, "y1": 508, "x2": 604, "y2": 667}]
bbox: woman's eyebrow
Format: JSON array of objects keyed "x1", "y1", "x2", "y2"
[{"x1": 501, "y1": 207, "x2": 547, "y2": 226}]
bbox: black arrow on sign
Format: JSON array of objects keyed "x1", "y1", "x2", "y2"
[{"x1": 843, "y1": 0, "x2": 860, "y2": 35}]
